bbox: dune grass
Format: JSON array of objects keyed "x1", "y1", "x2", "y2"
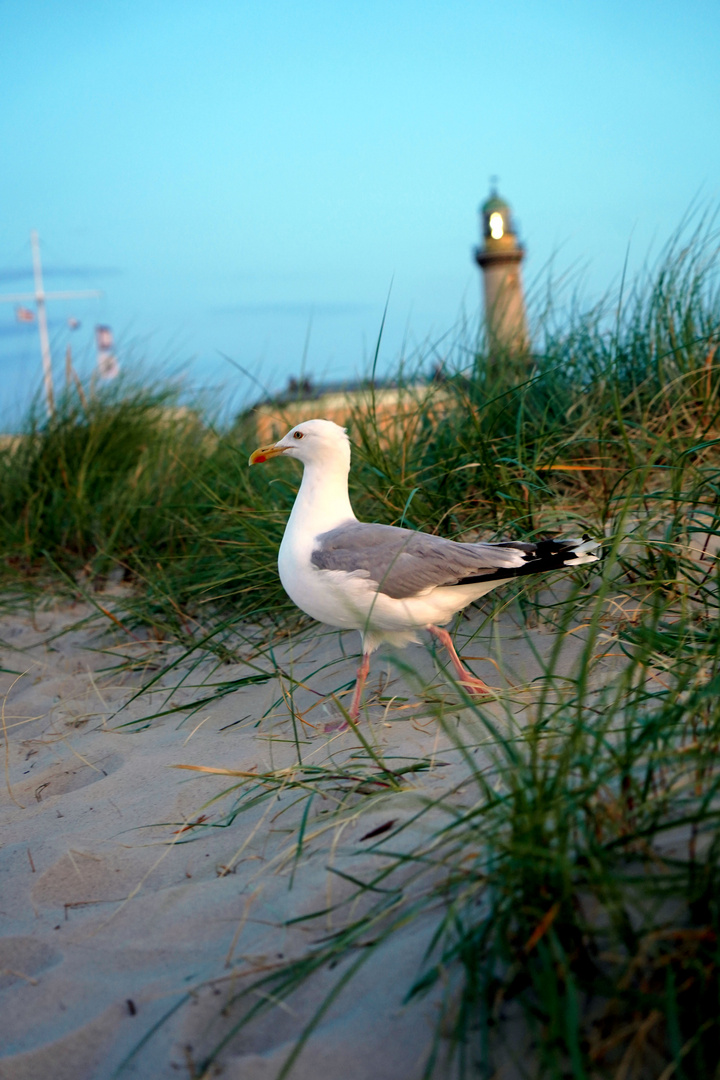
[{"x1": 2, "y1": 218, "x2": 720, "y2": 1077}]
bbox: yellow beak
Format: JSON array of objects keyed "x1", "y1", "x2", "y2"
[{"x1": 248, "y1": 443, "x2": 286, "y2": 466}]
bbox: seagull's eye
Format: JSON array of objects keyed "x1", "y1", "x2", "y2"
[{"x1": 293, "y1": 431, "x2": 304, "y2": 440}]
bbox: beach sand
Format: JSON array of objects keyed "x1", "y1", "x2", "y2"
[{"x1": 0, "y1": 594, "x2": 604, "y2": 1079}]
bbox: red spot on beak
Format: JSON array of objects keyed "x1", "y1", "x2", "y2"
[{"x1": 254, "y1": 454, "x2": 266, "y2": 463}]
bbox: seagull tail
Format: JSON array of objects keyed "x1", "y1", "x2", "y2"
[{"x1": 553, "y1": 534, "x2": 601, "y2": 566}]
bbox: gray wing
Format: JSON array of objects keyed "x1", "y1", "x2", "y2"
[{"x1": 310, "y1": 521, "x2": 534, "y2": 599}]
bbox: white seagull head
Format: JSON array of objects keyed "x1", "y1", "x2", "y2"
[{"x1": 249, "y1": 418, "x2": 351, "y2": 470}]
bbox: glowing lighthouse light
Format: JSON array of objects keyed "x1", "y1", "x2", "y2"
[
  {"x1": 474, "y1": 185, "x2": 528, "y2": 353},
  {"x1": 489, "y1": 211, "x2": 504, "y2": 239}
]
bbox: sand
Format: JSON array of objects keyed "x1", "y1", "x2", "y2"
[{"x1": 0, "y1": 594, "x2": 602, "y2": 1079}]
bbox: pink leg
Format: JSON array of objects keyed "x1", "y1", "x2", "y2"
[
  {"x1": 323, "y1": 653, "x2": 371, "y2": 733},
  {"x1": 348, "y1": 652, "x2": 371, "y2": 720},
  {"x1": 428, "y1": 625, "x2": 492, "y2": 697}
]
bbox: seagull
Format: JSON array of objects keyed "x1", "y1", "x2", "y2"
[{"x1": 249, "y1": 419, "x2": 599, "y2": 720}]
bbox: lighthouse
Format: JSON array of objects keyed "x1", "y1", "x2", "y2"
[{"x1": 474, "y1": 186, "x2": 528, "y2": 354}]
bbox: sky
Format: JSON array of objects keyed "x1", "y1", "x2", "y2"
[{"x1": 1, "y1": 0, "x2": 719, "y2": 426}]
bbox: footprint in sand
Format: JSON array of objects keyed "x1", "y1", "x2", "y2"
[
  {"x1": 31, "y1": 844, "x2": 199, "y2": 909},
  {"x1": 0, "y1": 937, "x2": 62, "y2": 991},
  {"x1": 13, "y1": 751, "x2": 123, "y2": 805}
]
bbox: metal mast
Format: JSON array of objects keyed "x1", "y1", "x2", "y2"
[{"x1": 0, "y1": 231, "x2": 102, "y2": 414}]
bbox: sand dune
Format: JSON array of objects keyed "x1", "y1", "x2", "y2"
[{"x1": 0, "y1": 597, "x2": 601, "y2": 1079}]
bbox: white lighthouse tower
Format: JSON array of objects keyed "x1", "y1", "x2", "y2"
[{"x1": 474, "y1": 186, "x2": 528, "y2": 354}]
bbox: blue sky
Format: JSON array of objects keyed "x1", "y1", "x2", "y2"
[{"x1": 1, "y1": 1, "x2": 719, "y2": 424}]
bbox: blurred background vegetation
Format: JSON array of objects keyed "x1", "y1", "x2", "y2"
[{"x1": 1, "y1": 220, "x2": 718, "y2": 640}]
